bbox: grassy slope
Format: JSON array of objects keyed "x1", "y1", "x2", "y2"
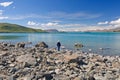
[{"x1": 0, "y1": 23, "x2": 44, "y2": 32}]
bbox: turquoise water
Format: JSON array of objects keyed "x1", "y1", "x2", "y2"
[{"x1": 0, "y1": 32, "x2": 120, "y2": 55}]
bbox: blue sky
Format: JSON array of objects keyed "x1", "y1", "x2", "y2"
[{"x1": 0, "y1": 0, "x2": 120, "y2": 31}]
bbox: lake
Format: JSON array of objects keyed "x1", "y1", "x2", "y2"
[{"x1": 0, "y1": 32, "x2": 120, "y2": 56}]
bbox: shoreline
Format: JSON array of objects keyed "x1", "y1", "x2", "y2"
[{"x1": 0, "y1": 42, "x2": 120, "y2": 80}]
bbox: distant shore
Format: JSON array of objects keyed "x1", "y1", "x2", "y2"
[{"x1": 0, "y1": 42, "x2": 120, "y2": 80}]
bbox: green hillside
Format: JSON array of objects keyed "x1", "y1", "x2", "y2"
[{"x1": 0, "y1": 23, "x2": 44, "y2": 32}]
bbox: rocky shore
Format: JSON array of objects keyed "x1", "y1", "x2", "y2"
[{"x1": 0, "y1": 42, "x2": 120, "y2": 80}]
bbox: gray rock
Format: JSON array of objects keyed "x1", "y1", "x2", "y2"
[
  {"x1": 15, "y1": 42, "x2": 25, "y2": 48},
  {"x1": 0, "y1": 77, "x2": 3, "y2": 80},
  {"x1": 16, "y1": 54, "x2": 36, "y2": 67},
  {"x1": 8, "y1": 75, "x2": 16, "y2": 80},
  {"x1": 35, "y1": 42, "x2": 48, "y2": 48},
  {"x1": 42, "y1": 73, "x2": 53, "y2": 80},
  {"x1": 88, "y1": 76, "x2": 96, "y2": 80},
  {"x1": 17, "y1": 76, "x2": 32, "y2": 80}
]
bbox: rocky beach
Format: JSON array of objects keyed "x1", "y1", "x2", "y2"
[{"x1": 0, "y1": 42, "x2": 120, "y2": 80}]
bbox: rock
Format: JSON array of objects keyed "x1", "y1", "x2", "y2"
[
  {"x1": 88, "y1": 76, "x2": 96, "y2": 80},
  {"x1": 8, "y1": 75, "x2": 16, "y2": 80},
  {"x1": 0, "y1": 77, "x2": 3, "y2": 80},
  {"x1": 2, "y1": 43, "x2": 8, "y2": 47},
  {"x1": 16, "y1": 54, "x2": 36, "y2": 66},
  {"x1": 63, "y1": 53, "x2": 79, "y2": 62},
  {"x1": 73, "y1": 77, "x2": 80, "y2": 80},
  {"x1": 43, "y1": 73, "x2": 53, "y2": 80},
  {"x1": 9, "y1": 44, "x2": 15, "y2": 47},
  {"x1": 68, "y1": 56, "x2": 87, "y2": 66},
  {"x1": 9, "y1": 63, "x2": 16, "y2": 67},
  {"x1": 9, "y1": 68, "x2": 17, "y2": 73},
  {"x1": 17, "y1": 76, "x2": 32, "y2": 80},
  {"x1": 2, "y1": 47, "x2": 8, "y2": 51},
  {"x1": 53, "y1": 75, "x2": 68, "y2": 80},
  {"x1": 15, "y1": 42, "x2": 25, "y2": 48},
  {"x1": 64, "y1": 70, "x2": 72, "y2": 76},
  {"x1": 55, "y1": 69, "x2": 60, "y2": 74},
  {"x1": 35, "y1": 42, "x2": 48, "y2": 48}
]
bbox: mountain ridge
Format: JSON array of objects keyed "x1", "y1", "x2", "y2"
[{"x1": 0, "y1": 23, "x2": 44, "y2": 33}]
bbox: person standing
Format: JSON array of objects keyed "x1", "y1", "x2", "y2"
[{"x1": 57, "y1": 40, "x2": 61, "y2": 51}]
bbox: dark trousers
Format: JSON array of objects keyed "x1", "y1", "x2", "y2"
[{"x1": 57, "y1": 46, "x2": 60, "y2": 51}]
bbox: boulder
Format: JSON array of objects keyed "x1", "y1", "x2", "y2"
[
  {"x1": 15, "y1": 42, "x2": 25, "y2": 48},
  {"x1": 35, "y1": 42, "x2": 48, "y2": 48}
]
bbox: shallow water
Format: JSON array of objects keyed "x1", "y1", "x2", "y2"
[{"x1": 0, "y1": 32, "x2": 120, "y2": 55}]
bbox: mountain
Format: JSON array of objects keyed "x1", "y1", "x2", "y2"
[
  {"x1": 87, "y1": 27, "x2": 120, "y2": 32},
  {"x1": 108, "y1": 27, "x2": 120, "y2": 32},
  {"x1": 45, "y1": 29, "x2": 59, "y2": 32},
  {"x1": 0, "y1": 23, "x2": 44, "y2": 33}
]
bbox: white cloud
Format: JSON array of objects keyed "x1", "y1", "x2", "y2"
[
  {"x1": 27, "y1": 21, "x2": 106, "y2": 31},
  {"x1": 27, "y1": 19, "x2": 120, "y2": 31},
  {"x1": 98, "y1": 21, "x2": 108, "y2": 25},
  {"x1": 41, "y1": 22, "x2": 58, "y2": 27},
  {"x1": 110, "y1": 18, "x2": 120, "y2": 25},
  {"x1": 27, "y1": 21, "x2": 59, "y2": 29},
  {"x1": 27, "y1": 21, "x2": 39, "y2": 26},
  {"x1": 96, "y1": 18, "x2": 120, "y2": 29},
  {"x1": 0, "y1": 16, "x2": 8, "y2": 19},
  {"x1": 99, "y1": 18, "x2": 120, "y2": 28},
  {"x1": 0, "y1": 1, "x2": 13, "y2": 7}
]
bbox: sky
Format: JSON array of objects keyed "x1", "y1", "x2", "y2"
[{"x1": 0, "y1": 0, "x2": 120, "y2": 31}]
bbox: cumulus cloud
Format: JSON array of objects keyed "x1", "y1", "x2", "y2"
[
  {"x1": 27, "y1": 21, "x2": 60, "y2": 29},
  {"x1": 110, "y1": 18, "x2": 120, "y2": 25},
  {"x1": 41, "y1": 22, "x2": 58, "y2": 27},
  {"x1": 27, "y1": 21, "x2": 39, "y2": 26},
  {"x1": 97, "y1": 18, "x2": 120, "y2": 29},
  {"x1": 0, "y1": 1, "x2": 13, "y2": 7},
  {"x1": 27, "y1": 21, "x2": 105, "y2": 31},
  {"x1": 109, "y1": 18, "x2": 120, "y2": 27},
  {"x1": 98, "y1": 21, "x2": 108, "y2": 25}
]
